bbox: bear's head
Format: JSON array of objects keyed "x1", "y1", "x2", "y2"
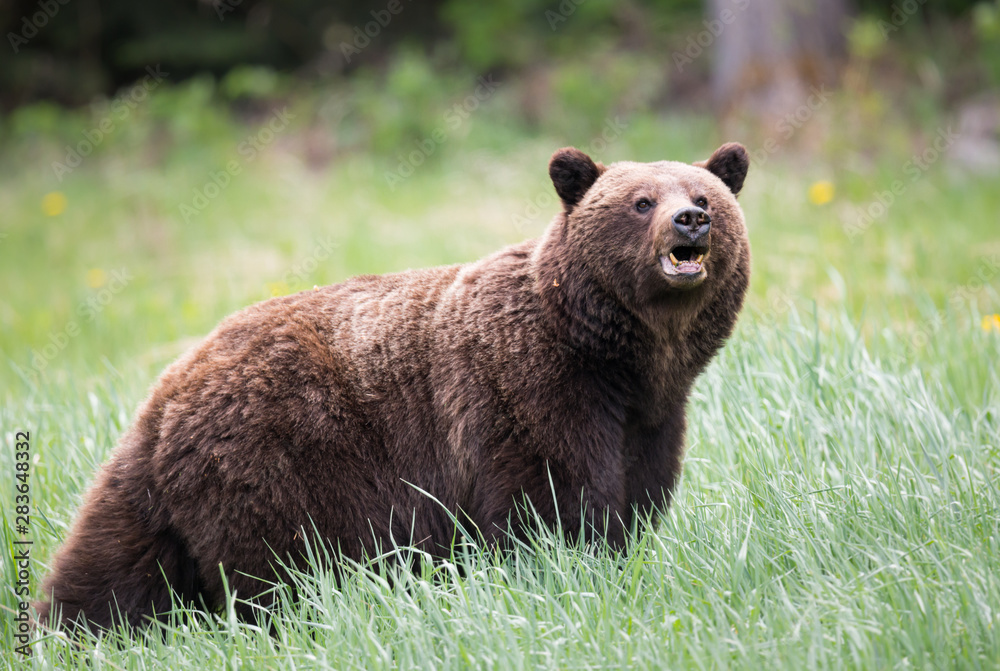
[{"x1": 539, "y1": 143, "x2": 750, "y2": 352}]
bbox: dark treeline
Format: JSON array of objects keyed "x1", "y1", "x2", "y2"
[{"x1": 0, "y1": 0, "x2": 987, "y2": 110}]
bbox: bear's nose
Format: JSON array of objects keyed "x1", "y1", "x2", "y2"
[{"x1": 672, "y1": 206, "x2": 711, "y2": 242}]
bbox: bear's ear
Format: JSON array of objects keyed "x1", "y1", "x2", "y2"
[
  {"x1": 695, "y1": 142, "x2": 749, "y2": 196},
  {"x1": 549, "y1": 147, "x2": 605, "y2": 212}
]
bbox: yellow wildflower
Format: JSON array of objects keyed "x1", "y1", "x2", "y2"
[
  {"x1": 808, "y1": 181, "x2": 835, "y2": 205},
  {"x1": 42, "y1": 191, "x2": 67, "y2": 216},
  {"x1": 86, "y1": 268, "x2": 107, "y2": 288}
]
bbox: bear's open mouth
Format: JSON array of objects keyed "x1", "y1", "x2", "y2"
[{"x1": 660, "y1": 245, "x2": 708, "y2": 276}]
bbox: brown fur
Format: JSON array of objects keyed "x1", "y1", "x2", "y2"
[{"x1": 37, "y1": 144, "x2": 751, "y2": 631}]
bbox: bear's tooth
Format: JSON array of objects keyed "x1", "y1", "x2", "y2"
[
  {"x1": 695, "y1": 254, "x2": 704, "y2": 264},
  {"x1": 669, "y1": 252, "x2": 680, "y2": 266}
]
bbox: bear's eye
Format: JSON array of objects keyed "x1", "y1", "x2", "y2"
[
  {"x1": 635, "y1": 199, "x2": 653, "y2": 213},
  {"x1": 694, "y1": 196, "x2": 708, "y2": 209}
]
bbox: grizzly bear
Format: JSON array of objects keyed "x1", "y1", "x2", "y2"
[{"x1": 37, "y1": 143, "x2": 751, "y2": 631}]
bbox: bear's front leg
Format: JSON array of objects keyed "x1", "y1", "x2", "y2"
[{"x1": 472, "y1": 424, "x2": 628, "y2": 549}]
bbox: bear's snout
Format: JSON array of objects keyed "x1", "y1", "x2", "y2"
[
  {"x1": 658, "y1": 205, "x2": 713, "y2": 285},
  {"x1": 672, "y1": 206, "x2": 711, "y2": 245}
]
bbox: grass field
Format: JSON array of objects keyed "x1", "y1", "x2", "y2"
[{"x1": 1, "y1": 102, "x2": 999, "y2": 668}]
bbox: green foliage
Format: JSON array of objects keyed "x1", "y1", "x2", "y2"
[
  {"x1": 351, "y1": 50, "x2": 470, "y2": 154},
  {"x1": 441, "y1": 0, "x2": 554, "y2": 70},
  {"x1": 546, "y1": 51, "x2": 665, "y2": 139},
  {"x1": 220, "y1": 66, "x2": 287, "y2": 101},
  {"x1": 973, "y1": 1, "x2": 1000, "y2": 86},
  {"x1": 1, "y1": 0, "x2": 995, "y2": 116},
  {"x1": 846, "y1": 16, "x2": 890, "y2": 61}
]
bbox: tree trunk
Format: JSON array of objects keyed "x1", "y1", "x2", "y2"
[{"x1": 710, "y1": 0, "x2": 851, "y2": 120}]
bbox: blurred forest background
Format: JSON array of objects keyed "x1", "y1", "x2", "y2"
[
  {"x1": 2, "y1": 0, "x2": 1000, "y2": 387},
  {"x1": 1, "y1": 0, "x2": 999, "y2": 380},
  {"x1": 3, "y1": 0, "x2": 999, "y2": 155}
]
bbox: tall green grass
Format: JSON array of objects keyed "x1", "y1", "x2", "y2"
[
  {"x1": 1, "y1": 106, "x2": 998, "y2": 668},
  {"x1": 4, "y1": 304, "x2": 997, "y2": 669}
]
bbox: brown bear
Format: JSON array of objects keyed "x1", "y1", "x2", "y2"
[{"x1": 37, "y1": 143, "x2": 751, "y2": 631}]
